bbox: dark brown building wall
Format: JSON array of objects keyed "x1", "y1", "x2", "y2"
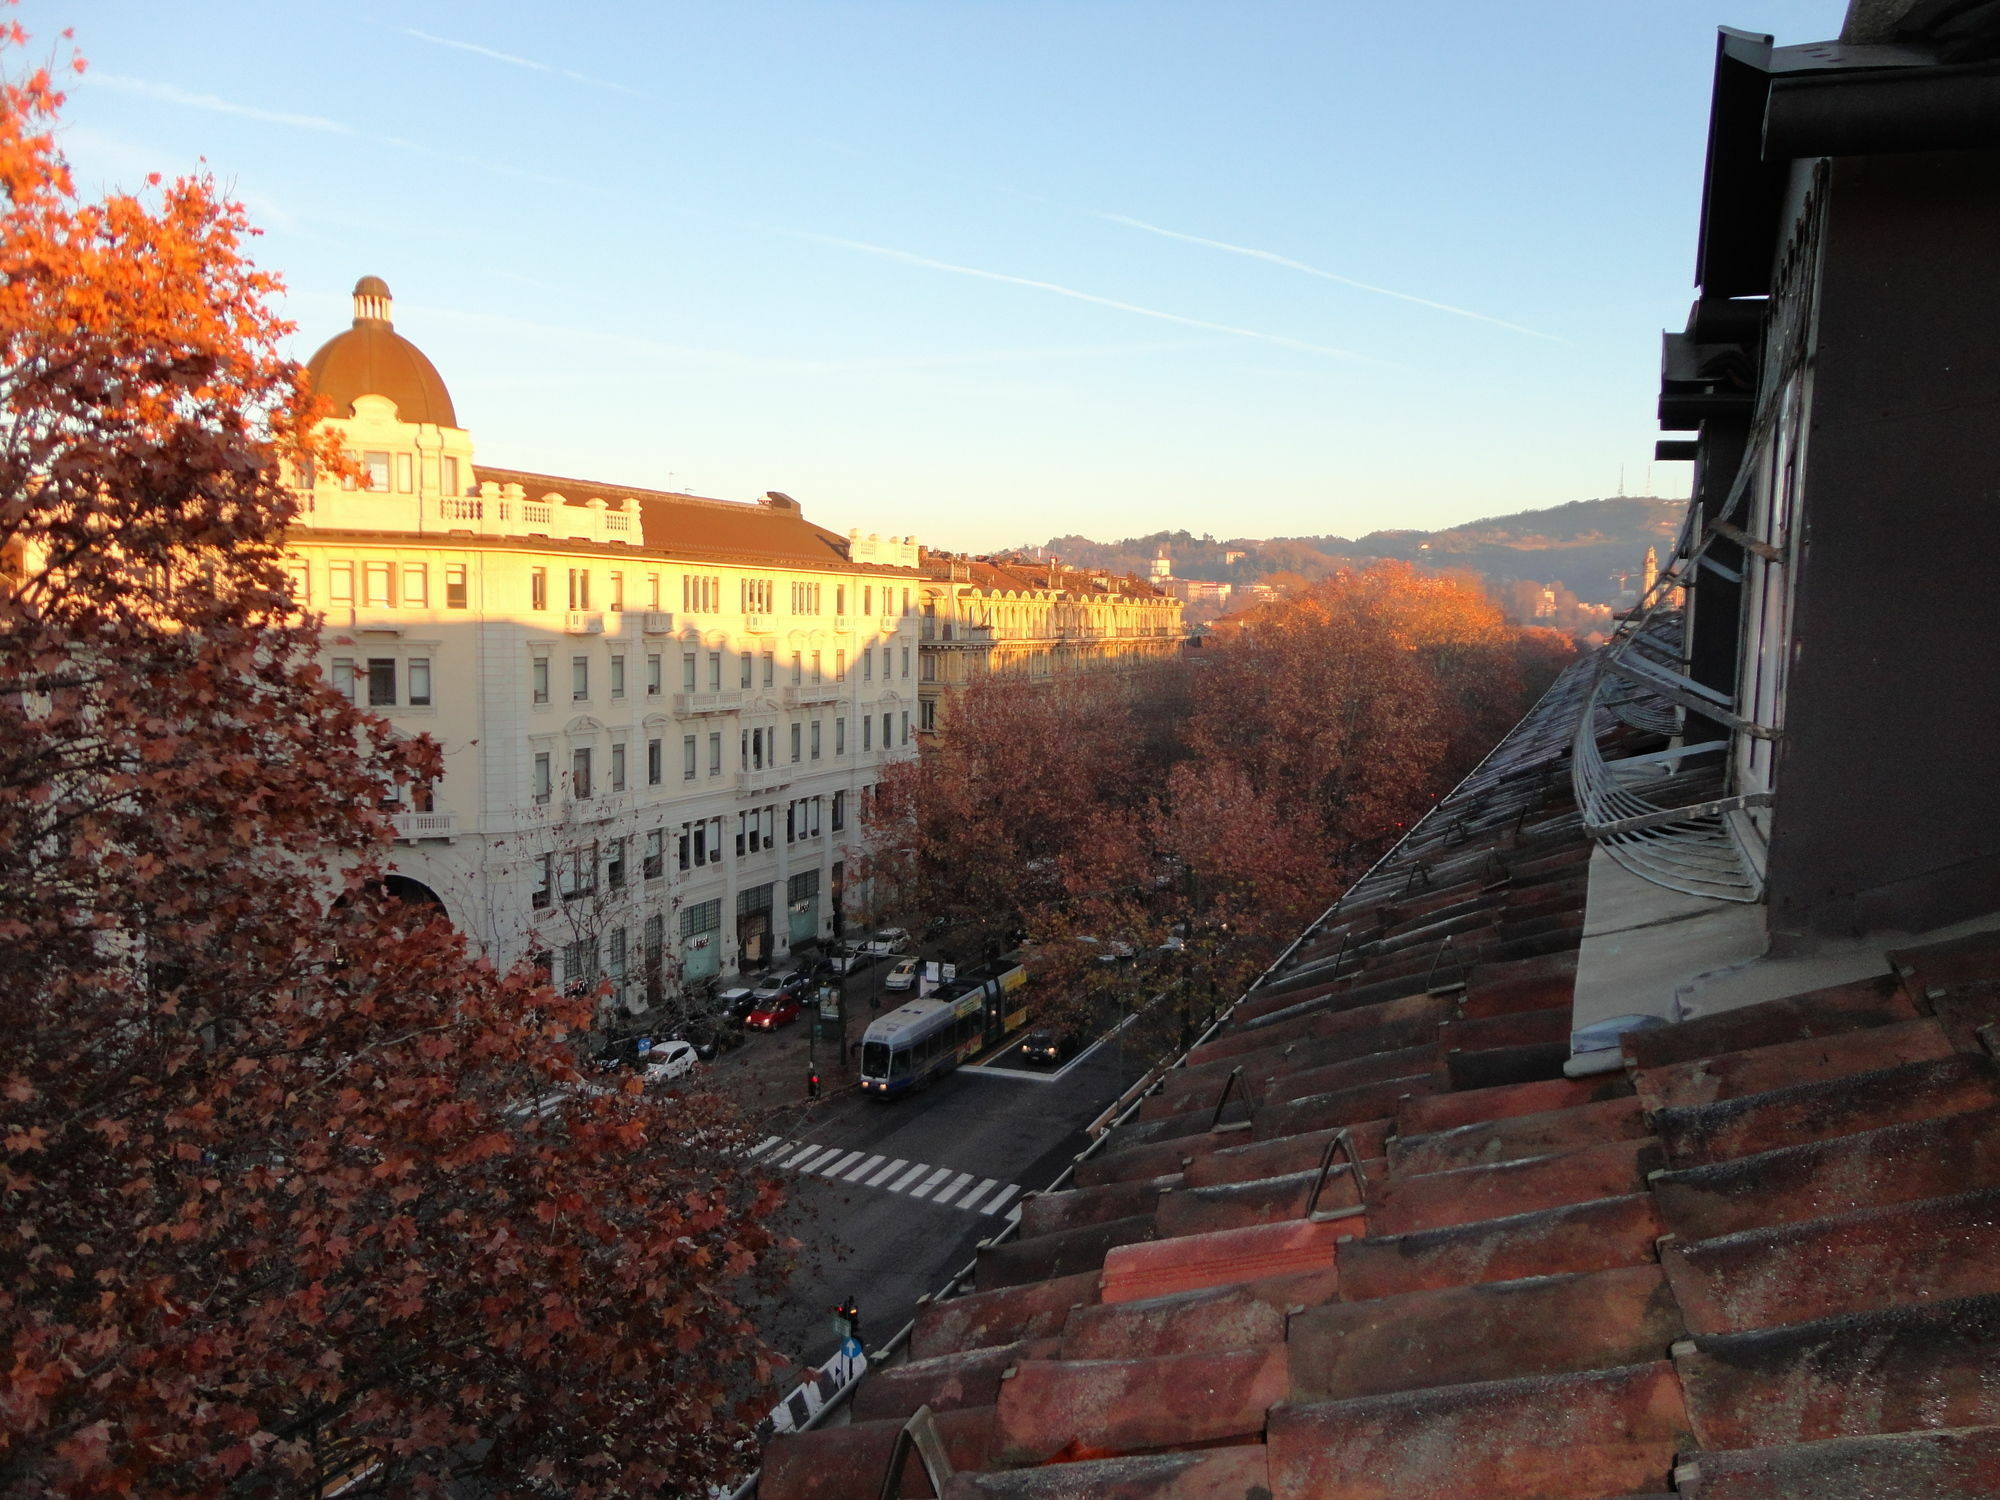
[{"x1": 1765, "y1": 148, "x2": 2000, "y2": 938}]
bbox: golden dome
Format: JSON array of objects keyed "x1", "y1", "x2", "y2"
[{"x1": 305, "y1": 277, "x2": 458, "y2": 428}]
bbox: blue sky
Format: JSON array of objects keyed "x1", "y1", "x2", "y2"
[{"x1": 44, "y1": 1, "x2": 1845, "y2": 551}]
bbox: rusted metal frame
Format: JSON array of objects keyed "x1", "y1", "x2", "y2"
[
  {"x1": 1708, "y1": 514, "x2": 1783, "y2": 563},
  {"x1": 877, "y1": 1405, "x2": 955, "y2": 1500},
  {"x1": 1304, "y1": 1127, "x2": 1368, "y2": 1221}
]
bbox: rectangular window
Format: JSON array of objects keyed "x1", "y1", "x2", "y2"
[
  {"x1": 531, "y1": 567, "x2": 548, "y2": 611},
  {"x1": 791, "y1": 651, "x2": 803, "y2": 685},
  {"x1": 363, "y1": 451, "x2": 391, "y2": 491},
  {"x1": 560, "y1": 845, "x2": 597, "y2": 902},
  {"x1": 762, "y1": 649, "x2": 774, "y2": 686},
  {"x1": 708, "y1": 652, "x2": 722, "y2": 691},
  {"x1": 445, "y1": 564, "x2": 468, "y2": 609},
  {"x1": 901, "y1": 710, "x2": 910, "y2": 745},
  {"x1": 863, "y1": 585, "x2": 873, "y2": 615},
  {"x1": 611, "y1": 741, "x2": 627, "y2": 792},
  {"x1": 811, "y1": 796, "x2": 822, "y2": 836},
  {"x1": 571, "y1": 655, "x2": 589, "y2": 701},
  {"x1": 922, "y1": 654, "x2": 937, "y2": 683},
  {"x1": 883, "y1": 712, "x2": 893, "y2": 750},
  {"x1": 329, "y1": 562, "x2": 354, "y2": 606},
  {"x1": 408, "y1": 657, "x2": 432, "y2": 707},
  {"x1": 609, "y1": 572, "x2": 625, "y2": 612},
  {"x1": 644, "y1": 828, "x2": 664, "y2": 880},
  {"x1": 681, "y1": 899, "x2": 721, "y2": 939},
  {"x1": 647, "y1": 573, "x2": 661, "y2": 609},
  {"x1": 863, "y1": 648, "x2": 873, "y2": 682},
  {"x1": 534, "y1": 751, "x2": 552, "y2": 804},
  {"x1": 740, "y1": 651, "x2": 754, "y2": 689},
  {"x1": 285, "y1": 562, "x2": 310, "y2": 604},
  {"x1": 682, "y1": 574, "x2": 720, "y2": 612},
  {"x1": 532, "y1": 657, "x2": 550, "y2": 705},
  {"x1": 441, "y1": 455, "x2": 460, "y2": 496},
  {"x1": 367, "y1": 658, "x2": 396, "y2": 707},
  {"x1": 682, "y1": 734, "x2": 697, "y2": 780},
  {"x1": 610, "y1": 655, "x2": 626, "y2": 699},
  {"x1": 836, "y1": 649, "x2": 847, "y2": 681},
  {"x1": 836, "y1": 717, "x2": 846, "y2": 755},
  {"x1": 401, "y1": 563, "x2": 427, "y2": 607},
  {"x1": 741, "y1": 578, "x2": 773, "y2": 613},
  {"x1": 606, "y1": 837, "x2": 626, "y2": 890},
  {"x1": 921, "y1": 698, "x2": 937, "y2": 732},
  {"x1": 791, "y1": 723, "x2": 802, "y2": 763},
  {"x1": 682, "y1": 651, "x2": 697, "y2": 692},
  {"x1": 647, "y1": 654, "x2": 662, "y2": 696},
  {"x1": 708, "y1": 731, "x2": 722, "y2": 776},
  {"x1": 568, "y1": 568, "x2": 590, "y2": 611},
  {"x1": 678, "y1": 824, "x2": 692, "y2": 871},
  {"x1": 396, "y1": 452, "x2": 413, "y2": 493},
  {"x1": 812, "y1": 650, "x2": 822, "y2": 683},
  {"x1": 836, "y1": 585, "x2": 847, "y2": 615},
  {"x1": 331, "y1": 657, "x2": 358, "y2": 704},
  {"x1": 810, "y1": 720, "x2": 822, "y2": 760},
  {"x1": 902, "y1": 645, "x2": 911, "y2": 677},
  {"x1": 647, "y1": 737, "x2": 663, "y2": 785},
  {"x1": 364, "y1": 562, "x2": 393, "y2": 607},
  {"x1": 572, "y1": 747, "x2": 592, "y2": 800},
  {"x1": 862, "y1": 715, "x2": 872, "y2": 752},
  {"x1": 832, "y1": 790, "x2": 846, "y2": 832}
]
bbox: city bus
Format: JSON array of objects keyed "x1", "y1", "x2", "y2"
[{"x1": 858, "y1": 991, "x2": 988, "y2": 1097}]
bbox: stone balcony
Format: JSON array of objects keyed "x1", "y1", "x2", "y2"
[
  {"x1": 391, "y1": 811, "x2": 457, "y2": 842},
  {"x1": 782, "y1": 682, "x2": 847, "y2": 708},
  {"x1": 674, "y1": 689, "x2": 752, "y2": 717},
  {"x1": 294, "y1": 483, "x2": 644, "y2": 546}
]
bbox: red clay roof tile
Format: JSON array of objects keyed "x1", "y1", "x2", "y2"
[{"x1": 991, "y1": 1344, "x2": 1288, "y2": 1465}]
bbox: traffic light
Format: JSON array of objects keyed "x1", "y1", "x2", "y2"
[{"x1": 832, "y1": 1297, "x2": 861, "y2": 1343}]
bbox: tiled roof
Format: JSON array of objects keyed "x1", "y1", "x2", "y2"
[
  {"x1": 758, "y1": 659, "x2": 2000, "y2": 1499},
  {"x1": 470, "y1": 467, "x2": 907, "y2": 572}
]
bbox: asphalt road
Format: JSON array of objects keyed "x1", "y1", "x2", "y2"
[{"x1": 738, "y1": 998, "x2": 1148, "y2": 1378}]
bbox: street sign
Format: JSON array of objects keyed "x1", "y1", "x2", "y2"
[
  {"x1": 635, "y1": 1037, "x2": 652, "y2": 1056},
  {"x1": 841, "y1": 1336, "x2": 863, "y2": 1360}
]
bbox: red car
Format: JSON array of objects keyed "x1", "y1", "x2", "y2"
[{"x1": 745, "y1": 994, "x2": 801, "y2": 1031}]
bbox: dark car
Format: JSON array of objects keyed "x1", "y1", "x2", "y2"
[
  {"x1": 750, "y1": 969, "x2": 813, "y2": 1004},
  {"x1": 717, "y1": 985, "x2": 760, "y2": 1023},
  {"x1": 1020, "y1": 1029, "x2": 1081, "y2": 1067},
  {"x1": 671, "y1": 1016, "x2": 745, "y2": 1062}
]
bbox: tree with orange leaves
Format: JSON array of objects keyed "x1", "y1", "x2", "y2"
[{"x1": 0, "y1": 29, "x2": 788, "y2": 1497}]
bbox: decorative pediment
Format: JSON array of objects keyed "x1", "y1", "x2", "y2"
[{"x1": 564, "y1": 715, "x2": 604, "y2": 735}]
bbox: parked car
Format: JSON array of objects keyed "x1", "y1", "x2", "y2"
[
  {"x1": 718, "y1": 985, "x2": 760, "y2": 1023},
  {"x1": 827, "y1": 942, "x2": 876, "y2": 974},
  {"x1": 745, "y1": 994, "x2": 802, "y2": 1031},
  {"x1": 671, "y1": 1016, "x2": 744, "y2": 1062},
  {"x1": 884, "y1": 957, "x2": 921, "y2": 992},
  {"x1": 1020, "y1": 1029, "x2": 1081, "y2": 1068},
  {"x1": 864, "y1": 927, "x2": 911, "y2": 956},
  {"x1": 751, "y1": 969, "x2": 814, "y2": 1004},
  {"x1": 637, "y1": 1038, "x2": 700, "y2": 1083}
]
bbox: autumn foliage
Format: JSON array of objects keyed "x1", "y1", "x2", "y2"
[
  {"x1": 865, "y1": 563, "x2": 1573, "y2": 1040},
  {"x1": 1, "y1": 31, "x2": 785, "y2": 1497}
]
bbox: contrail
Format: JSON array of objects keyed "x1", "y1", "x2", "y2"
[
  {"x1": 86, "y1": 74, "x2": 356, "y2": 135},
  {"x1": 803, "y1": 233, "x2": 1373, "y2": 362},
  {"x1": 398, "y1": 27, "x2": 647, "y2": 97},
  {"x1": 1100, "y1": 212, "x2": 1561, "y2": 342}
]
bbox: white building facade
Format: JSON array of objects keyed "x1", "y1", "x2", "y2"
[{"x1": 286, "y1": 278, "x2": 921, "y2": 1016}]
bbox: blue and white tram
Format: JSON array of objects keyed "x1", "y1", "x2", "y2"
[{"x1": 858, "y1": 992, "x2": 988, "y2": 1097}]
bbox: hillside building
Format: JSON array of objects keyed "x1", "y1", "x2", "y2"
[
  {"x1": 914, "y1": 552, "x2": 1183, "y2": 735},
  {"x1": 288, "y1": 278, "x2": 921, "y2": 1015}
]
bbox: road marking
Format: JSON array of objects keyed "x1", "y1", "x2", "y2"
[
  {"x1": 930, "y1": 1171, "x2": 974, "y2": 1206},
  {"x1": 956, "y1": 1177, "x2": 1000, "y2": 1212},
  {"x1": 867, "y1": 1158, "x2": 909, "y2": 1187},
  {"x1": 981, "y1": 1184, "x2": 1020, "y2": 1216},
  {"x1": 792, "y1": 1146, "x2": 843, "y2": 1173},
  {"x1": 906, "y1": 1167, "x2": 951, "y2": 1200},
  {"x1": 819, "y1": 1149, "x2": 866, "y2": 1178},
  {"x1": 779, "y1": 1143, "x2": 823, "y2": 1168},
  {"x1": 888, "y1": 1163, "x2": 931, "y2": 1193},
  {"x1": 843, "y1": 1153, "x2": 886, "y2": 1182},
  {"x1": 747, "y1": 1136, "x2": 784, "y2": 1159}
]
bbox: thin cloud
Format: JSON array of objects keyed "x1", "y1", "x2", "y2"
[
  {"x1": 1100, "y1": 212, "x2": 1561, "y2": 342},
  {"x1": 86, "y1": 74, "x2": 357, "y2": 135},
  {"x1": 398, "y1": 27, "x2": 647, "y2": 98},
  {"x1": 799, "y1": 233, "x2": 1373, "y2": 362}
]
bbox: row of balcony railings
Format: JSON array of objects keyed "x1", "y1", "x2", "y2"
[{"x1": 1569, "y1": 445, "x2": 1780, "y2": 904}]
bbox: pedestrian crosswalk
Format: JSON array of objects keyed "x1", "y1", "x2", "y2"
[{"x1": 742, "y1": 1135, "x2": 1023, "y2": 1216}]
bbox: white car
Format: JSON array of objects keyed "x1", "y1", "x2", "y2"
[
  {"x1": 884, "y1": 957, "x2": 920, "y2": 992},
  {"x1": 637, "y1": 1039, "x2": 699, "y2": 1084},
  {"x1": 864, "y1": 927, "x2": 911, "y2": 956}
]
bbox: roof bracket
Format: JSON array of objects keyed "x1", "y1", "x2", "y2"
[
  {"x1": 878, "y1": 1404, "x2": 954, "y2": 1500},
  {"x1": 1306, "y1": 1127, "x2": 1368, "y2": 1220},
  {"x1": 1208, "y1": 1065, "x2": 1258, "y2": 1133},
  {"x1": 1424, "y1": 935, "x2": 1461, "y2": 995}
]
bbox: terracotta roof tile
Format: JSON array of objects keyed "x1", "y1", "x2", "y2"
[
  {"x1": 1058, "y1": 1270, "x2": 1334, "y2": 1361},
  {"x1": 1335, "y1": 1193, "x2": 1667, "y2": 1303},
  {"x1": 850, "y1": 1340, "x2": 1061, "y2": 1424},
  {"x1": 1679, "y1": 1426, "x2": 2000, "y2": 1500},
  {"x1": 909, "y1": 1270, "x2": 1101, "y2": 1362},
  {"x1": 938, "y1": 1444, "x2": 1271, "y2": 1499},
  {"x1": 1367, "y1": 1136, "x2": 1665, "y2": 1237},
  {"x1": 991, "y1": 1344, "x2": 1288, "y2": 1464},
  {"x1": 1631, "y1": 1018, "x2": 1954, "y2": 1113},
  {"x1": 1388, "y1": 1095, "x2": 1652, "y2": 1175},
  {"x1": 1395, "y1": 1072, "x2": 1633, "y2": 1137},
  {"x1": 1100, "y1": 1217, "x2": 1352, "y2": 1306}
]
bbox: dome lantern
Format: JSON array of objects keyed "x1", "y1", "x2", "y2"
[
  {"x1": 352, "y1": 274, "x2": 393, "y2": 326},
  {"x1": 305, "y1": 274, "x2": 457, "y2": 427}
]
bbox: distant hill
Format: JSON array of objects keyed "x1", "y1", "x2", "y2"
[{"x1": 1008, "y1": 496, "x2": 1682, "y2": 607}]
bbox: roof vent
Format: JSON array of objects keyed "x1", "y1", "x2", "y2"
[{"x1": 761, "y1": 492, "x2": 800, "y2": 513}]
